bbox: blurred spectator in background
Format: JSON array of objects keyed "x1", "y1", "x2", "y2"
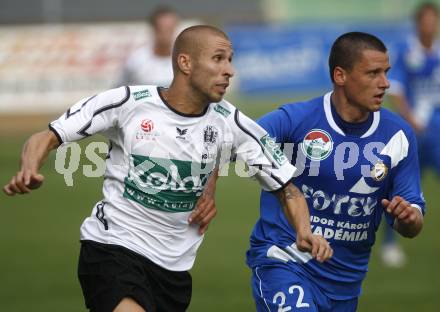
[
  {"x1": 115, "y1": 6, "x2": 179, "y2": 87},
  {"x1": 384, "y1": 1, "x2": 439, "y2": 268}
]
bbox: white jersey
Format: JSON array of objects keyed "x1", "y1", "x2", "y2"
[
  {"x1": 115, "y1": 46, "x2": 173, "y2": 87},
  {"x1": 50, "y1": 85, "x2": 296, "y2": 271}
]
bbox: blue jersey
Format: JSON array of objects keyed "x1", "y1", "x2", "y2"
[
  {"x1": 246, "y1": 92, "x2": 425, "y2": 300},
  {"x1": 388, "y1": 36, "x2": 440, "y2": 128},
  {"x1": 388, "y1": 36, "x2": 440, "y2": 173}
]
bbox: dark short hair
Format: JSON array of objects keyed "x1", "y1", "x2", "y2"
[
  {"x1": 148, "y1": 6, "x2": 177, "y2": 27},
  {"x1": 414, "y1": 2, "x2": 439, "y2": 23},
  {"x1": 328, "y1": 32, "x2": 387, "y2": 82}
]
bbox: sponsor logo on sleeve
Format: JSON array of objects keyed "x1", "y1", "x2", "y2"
[
  {"x1": 133, "y1": 89, "x2": 151, "y2": 101},
  {"x1": 259, "y1": 134, "x2": 287, "y2": 166},
  {"x1": 213, "y1": 104, "x2": 231, "y2": 117}
]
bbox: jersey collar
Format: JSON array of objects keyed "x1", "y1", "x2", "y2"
[
  {"x1": 156, "y1": 87, "x2": 210, "y2": 118},
  {"x1": 323, "y1": 91, "x2": 380, "y2": 138}
]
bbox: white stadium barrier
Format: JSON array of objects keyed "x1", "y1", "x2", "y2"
[{"x1": 0, "y1": 22, "x2": 147, "y2": 114}]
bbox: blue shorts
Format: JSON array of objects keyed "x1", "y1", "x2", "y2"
[{"x1": 251, "y1": 263, "x2": 358, "y2": 312}]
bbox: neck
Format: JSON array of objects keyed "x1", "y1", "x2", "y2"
[
  {"x1": 331, "y1": 91, "x2": 370, "y2": 123},
  {"x1": 161, "y1": 79, "x2": 209, "y2": 115}
]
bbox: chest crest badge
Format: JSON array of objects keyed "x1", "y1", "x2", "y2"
[
  {"x1": 371, "y1": 160, "x2": 388, "y2": 181},
  {"x1": 203, "y1": 125, "x2": 218, "y2": 146}
]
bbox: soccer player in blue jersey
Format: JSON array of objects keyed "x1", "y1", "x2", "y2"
[
  {"x1": 389, "y1": 2, "x2": 440, "y2": 149},
  {"x1": 246, "y1": 32, "x2": 425, "y2": 311},
  {"x1": 382, "y1": 2, "x2": 440, "y2": 268}
]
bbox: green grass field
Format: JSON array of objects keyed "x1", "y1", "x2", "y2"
[{"x1": 1, "y1": 95, "x2": 439, "y2": 311}]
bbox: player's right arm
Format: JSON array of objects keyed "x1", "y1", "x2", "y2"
[
  {"x1": 3, "y1": 130, "x2": 60, "y2": 195},
  {"x1": 258, "y1": 107, "x2": 332, "y2": 262},
  {"x1": 3, "y1": 86, "x2": 131, "y2": 196},
  {"x1": 274, "y1": 183, "x2": 333, "y2": 262},
  {"x1": 231, "y1": 108, "x2": 332, "y2": 262}
]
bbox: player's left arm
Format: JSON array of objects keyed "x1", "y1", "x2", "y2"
[
  {"x1": 382, "y1": 196, "x2": 423, "y2": 238},
  {"x1": 384, "y1": 127, "x2": 425, "y2": 238},
  {"x1": 188, "y1": 169, "x2": 219, "y2": 235}
]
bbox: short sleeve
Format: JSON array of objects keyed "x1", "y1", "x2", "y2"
[
  {"x1": 389, "y1": 128, "x2": 426, "y2": 215},
  {"x1": 231, "y1": 109, "x2": 296, "y2": 192},
  {"x1": 257, "y1": 106, "x2": 294, "y2": 142},
  {"x1": 49, "y1": 86, "x2": 130, "y2": 143}
]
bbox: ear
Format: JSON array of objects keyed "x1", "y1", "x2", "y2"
[
  {"x1": 177, "y1": 53, "x2": 191, "y2": 75},
  {"x1": 333, "y1": 66, "x2": 346, "y2": 86}
]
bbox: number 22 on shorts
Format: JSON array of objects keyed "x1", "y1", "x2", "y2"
[{"x1": 273, "y1": 285, "x2": 310, "y2": 311}]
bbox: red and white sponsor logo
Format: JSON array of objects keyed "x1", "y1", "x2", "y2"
[
  {"x1": 301, "y1": 129, "x2": 333, "y2": 161},
  {"x1": 141, "y1": 119, "x2": 154, "y2": 133}
]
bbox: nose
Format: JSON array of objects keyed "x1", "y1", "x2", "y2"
[
  {"x1": 380, "y1": 73, "x2": 390, "y2": 89},
  {"x1": 225, "y1": 61, "x2": 235, "y2": 77}
]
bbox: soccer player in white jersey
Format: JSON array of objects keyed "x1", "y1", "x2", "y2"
[
  {"x1": 115, "y1": 6, "x2": 178, "y2": 87},
  {"x1": 3, "y1": 25, "x2": 332, "y2": 312}
]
